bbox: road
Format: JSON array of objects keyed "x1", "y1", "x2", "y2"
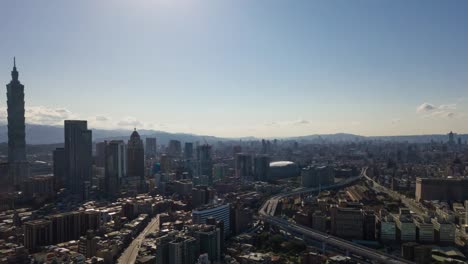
[
  {"x1": 362, "y1": 170, "x2": 427, "y2": 215},
  {"x1": 259, "y1": 168, "x2": 412, "y2": 264},
  {"x1": 117, "y1": 216, "x2": 160, "y2": 264}
]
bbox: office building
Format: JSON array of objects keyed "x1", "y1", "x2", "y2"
[
  {"x1": 302, "y1": 165, "x2": 335, "y2": 188},
  {"x1": 168, "y1": 140, "x2": 182, "y2": 157},
  {"x1": 105, "y1": 140, "x2": 127, "y2": 200},
  {"x1": 414, "y1": 216, "x2": 434, "y2": 243},
  {"x1": 23, "y1": 219, "x2": 53, "y2": 252},
  {"x1": 95, "y1": 142, "x2": 106, "y2": 168},
  {"x1": 432, "y1": 217, "x2": 455, "y2": 244},
  {"x1": 379, "y1": 215, "x2": 396, "y2": 241},
  {"x1": 253, "y1": 155, "x2": 270, "y2": 181},
  {"x1": 64, "y1": 120, "x2": 92, "y2": 199},
  {"x1": 184, "y1": 142, "x2": 194, "y2": 160},
  {"x1": 146, "y1": 137, "x2": 157, "y2": 157},
  {"x1": 127, "y1": 129, "x2": 145, "y2": 192},
  {"x1": 192, "y1": 185, "x2": 215, "y2": 208},
  {"x1": 416, "y1": 177, "x2": 468, "y2": 201},
  {"x1": 213, "y1": 163, "x2": 228, "y2": 181},
  {"x1": 78, "y1": 230, "x2": 99, "y2": 258},
  {"x1": 53, "y1": 147, "x2": 66, "y2": 189},
  {"x1": 330, "y1": 206, "x2": 363, "y2": 240},
  {"x1": 395, "y1": 209, "x2": 416, "y2": 242},
  {"x1": 196, "y1": 145, "x2": 213, "y2": 183},
  {"x1": 192, "y1": 203, "x2": 230, "y2": 236},
  {"x1": 189, "y1": 225, "x2": 222, "y2": 263},
  {"x1": 235, "y1": 153, "x2": 252, "y2": 179}
]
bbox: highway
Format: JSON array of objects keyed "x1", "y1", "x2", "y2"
[
  {"x1": 117, "y1": 216, "x2": 160, "y2": 264},
  {"x1": 259, "y1": 168, "x2": 413, "y2": 264}
]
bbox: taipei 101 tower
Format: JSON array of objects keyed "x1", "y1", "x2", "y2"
[{"x1": 6, "y1": 58, "x2": 29, "y2": 187}]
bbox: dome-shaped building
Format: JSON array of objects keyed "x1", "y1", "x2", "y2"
[{"x1": 269, "y1": 161, "x2": 299, "y2": 179}]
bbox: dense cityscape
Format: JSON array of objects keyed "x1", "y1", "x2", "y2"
[{"x1": 0, "y1": 61, "x2": 468, "y2": 264}]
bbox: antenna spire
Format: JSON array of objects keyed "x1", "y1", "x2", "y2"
[{"x1": 13, "y1": 57, "x2": 16, "y2": 68}]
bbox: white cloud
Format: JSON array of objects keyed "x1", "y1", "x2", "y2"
[
  {"x1": 416, "y1": 102, "x2": 459, "y2": 119},
  {"x1": 25, "y1": 106, "x2": 77, "y2": 125},
  {"x1": 95, "y1": 115, "x2": 110, "y2": 122},
  {"x1": 416, "y1": 103, "x2": 436, "y2": 113},
  {"x1": 117, "y1": 117, "x2": 144, "y2": 128},
  {"x1": 391, "y1": 118, "x2": 401, "y2": 124},
  {"x1": 292, "y1": 119, "x2": 310, "y2": 126}
]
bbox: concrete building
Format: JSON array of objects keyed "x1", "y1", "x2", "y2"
[
  {"x1": 253, "y1": 155, "x2": 270, "y2": 181},
  {"x1": 395, "y1": 209, "x2": 416, "y2": 242},
  {"x1": 416, "y1": 177, "x2": 468, "y2": 201},
  {"x1": 301, "y1": 165, "x2": 335, "y2": 188},
  {"x1": 330, "y1": 206, "x2": 363, "y2": 240},
  {"x1": 53, "y1": 147, "x2": 66, "y2": 189},
  {"x1": 414, "y1": 216, "x2": 434, "y2": 243},
  {"x1": 196, "y1": 145, "x2": 213, "y2": 184},
  {"x1": 145, "y1": 137, "x2": 157, "y2": 157},
  {"x1": 380, "y1": 215, "x2": 396, "y2": 241},
  {"x1": 23, "y1": 219, "x2": 53, "y2": 252},
  {"x1": 235, "y1": 153, "x2": 253, "y2": 180},
  {"x1": 192, "y1": 203, "x2": 230, "y2": 236},
  {"x1": 168, "y1": 140, "x2": 182, "y2": 157},
  {"x1": 95, "y1": 142, "x2": 106, "y2": 168},
  {"x1": 432, "y1": 217, "x2": 455, "y2": 244},
  {"x1": 184, "y1": 142, "x2": 194, "y2": 160}
]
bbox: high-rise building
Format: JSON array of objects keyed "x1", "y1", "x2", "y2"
[
  {"x1": 127, "y1": 129, "x2": 145, "y2": 192},
  {"x1": 78, "y1": 230, "x2": 99, "y2": 258},
  {"x1": 64, "y1": 120, "x2": 92, "y2": 199},
  {"x1": 254, "y1": 155, "x2": 270, "y2": 181},
  {"x1": 53, "y1": 147, "x2": 66, "y2": 189},
  {"x1": 23, "y1": 219, "x2": 53, "y2": 252},
  {"x1": 192, "y1": 203, "x2": 230, "y2": 236},
  {"x1": 6, "y1": 58, "x2": 26, "y2": 163},
  {"x1": 235, "y1": 153, "x2": 252, "y2": 179},
  {"x1": 301, "y1": 165, "x2": 335, "y2": 188},
  {"x1": 95, "y1": 142, "x2": 106, "y2": 168},
  {"x1": 184, "y1": 142, "x2": 194, "y2": 160},
  {"x1": 189, "y1": 225, "x2": 222, "y2": 263},
  {"x1": 330, "y1": 206, "x2": 363, "y2": 240},
  {"x1": 146, "y1": 137, "x2": 157, "y2": 157},
  {"x1": 168, "y1": 140, "x2": 182, "y2": 157},
  {"x1": 196, "y1": 145, "x2": 213, "y2": 183},
  {"x1": 105, "y1": 140, "x2": 127, "y2": 200},
  {"x1": 6, "y1": 58, "x2": 29, "y2": 188}
]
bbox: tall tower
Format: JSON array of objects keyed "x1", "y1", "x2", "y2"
[
  {"x1": 64, "y1": 120, "x2": 92, "y2": 200},
  {"x1": 6, "y1": 58, "x2": 26, "y2": 162},
  {"x1": 105, "y1": 140, "x2": 127, "y2": 200},
  {"x1": 127, "y1": 129, "x2": 145, "y2": 192}
]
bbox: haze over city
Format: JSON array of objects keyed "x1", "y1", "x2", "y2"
[{"x1": 1, "y1": 0, "x2": 468, "y2": 137}]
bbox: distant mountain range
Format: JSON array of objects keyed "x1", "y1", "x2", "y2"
[{"x1": 0, "y1": 124, "x2": 461, "y2": 145}]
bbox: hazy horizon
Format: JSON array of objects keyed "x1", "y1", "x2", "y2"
[{"x1": 2, "y1": 1, "x2": 468, "y2": 138}]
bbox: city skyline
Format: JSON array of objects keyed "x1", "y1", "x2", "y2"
[{"x1": 2, "y1": 1, "x2": 468, "y2": 138}]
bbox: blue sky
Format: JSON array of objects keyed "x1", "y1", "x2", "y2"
[{"x1": 1, "y1": 0, "x2": 468, "y2": 137}]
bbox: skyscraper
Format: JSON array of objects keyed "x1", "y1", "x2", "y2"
[
  {"x1": 64, "y1": 120, "x2": 92, "y2": 199},
  {"x1": 184, "y1": 142, "x2": 194, "y2": 160},
  {"x1": 6, "y1": 58, "x2": 29, "y2": 187},
  {"x1": 168, "y1": 140, "x2": 182, "y2": 157},
  {"x1": 104, "y1": 140, "x2": 127, "y2": 200},
  {"x1": 254, "y1": 155, "x2": 270, "y2": 181},
  {"x1": 127, "y1": 129, "x2": 145, "y2": 192},
  {"x1": 53, "y1": 147, "x2": 65, "y2": 189},
  {"x1": 196, "y1": 144, "x2": 213, "y2": 184},
  {"x1": 146, "y1": 137, "x2": 157, "y2": 157},
  {"x1": 235, "y1": 153, "x2": 252, "y2": 180},
  {"x1": 6, "y1": 58, "x2": 26, "y2": 163}
]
